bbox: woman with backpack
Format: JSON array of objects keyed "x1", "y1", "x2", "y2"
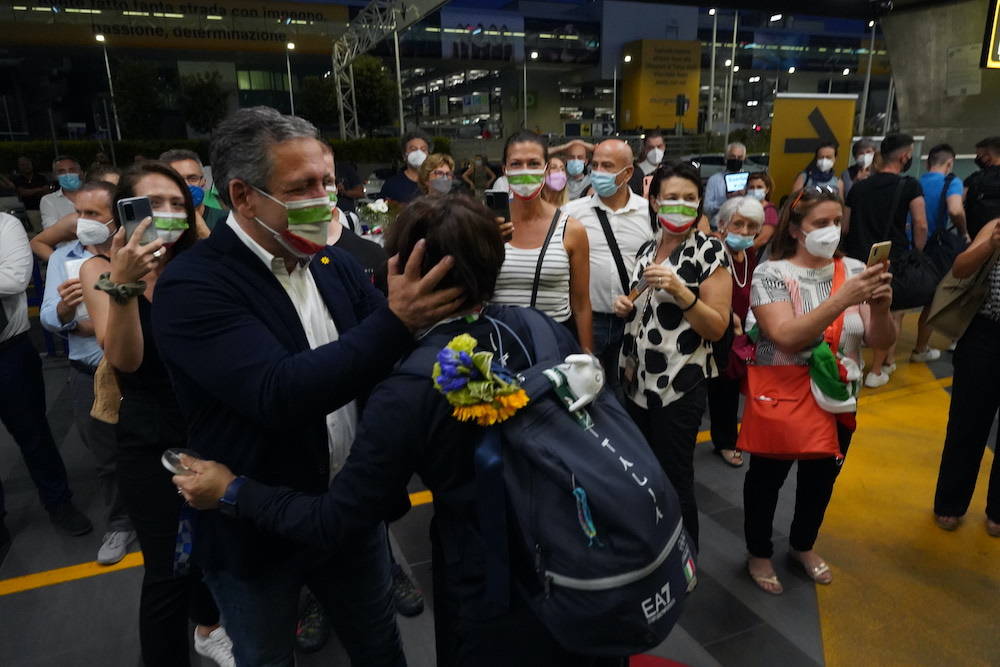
[
  {"x1": 613, "y1": 161, "x2": 733, "y2": 548},
  {"x1": 742, "y1": 186, "x2": 895, "y2": 595},
  {"x1": 491, "y1": 131, "x2": 593, "y2": 349},
  {"x1": 791, "y1": 142, "x2": 844, "y2": 199},
  {"x1": 172, "y1": 194, "x2": 630, "y2": 667}
]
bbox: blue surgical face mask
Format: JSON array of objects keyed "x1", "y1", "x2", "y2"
[
  {"x1": 188, "y1": 184, "x2": 205, "y2": 208},
  {"x1": 590, "y1": 167, "x2": 627, "y2": 197},
  {"x1": 725, "y1": 232, "x2": 755, "y2": 251},
  {"x1": 58, "y1": 173, "x2": 82, "y2": 192},
  {"x1": 566, "y1": 159, "x2": 586, "y2": 176}
]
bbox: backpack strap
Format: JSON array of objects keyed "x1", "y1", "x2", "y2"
[
  {"x1": 881, "y1": 175, "x2": 909, "y2": 244},
  {"x1": 823, "y1": 259, "x2": 848, "y2": 351},
  {"x1": 938, "y1": 174, "x2": 956, "y2": 233},
  {"x1": 474, "y1": 427, "x2": 510, "y2": 613},
  {"x1": 529, "y1": 208, "x2": 562, "y2": 308},
  {"x1": 593, "y1": 206, "x2": 631, "y2": 295}
]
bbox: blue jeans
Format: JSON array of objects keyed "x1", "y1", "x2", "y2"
[
  {"x1": 591, "y1": 311, "x2": 625, "y2": 396},
  {"x1": 0, "y1": 334, "x2": 72, "y2": 517},
  {"x1": 204, "y1": 522, "x2": 404, "y2": 667}
]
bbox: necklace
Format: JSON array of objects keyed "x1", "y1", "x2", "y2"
[{"x1": 727, "y1": 248, "x2": 748, "y2": 288}]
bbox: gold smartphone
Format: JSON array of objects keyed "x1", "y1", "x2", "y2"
[{"x1": 867, "y1": 241, "x2": 892, "y2": 267}]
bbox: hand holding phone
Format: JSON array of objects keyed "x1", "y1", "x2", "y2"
[
  {"x1": 627, "y1": 276, "x2": 649, "y2": 302},
  {"x1": 117, "y1": 196, "x2": 159, "y2": 245},
  {"x1": 161, "y1": 448, "x2": 202, "y2": 476},
  {"x1": 867, "y1": 241, "x2": 891, "y2": 268}
]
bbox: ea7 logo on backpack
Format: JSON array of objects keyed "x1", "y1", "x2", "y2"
[{"x1": 641, "y1": 581, "x2": 675, "y2": 623}]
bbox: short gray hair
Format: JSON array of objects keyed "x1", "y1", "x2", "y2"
[
  {"x1": 726, "y1": 142, "x2": 747, "y2": 155},
  {"x1": 210, "y1": 106, "x2": 319, "y2": 208},
  {"x1": 158, "y1": 148, "x2": 202, "y2": 166},
  {"x1": 715, "y1": 195, "x2": 764, "y2": 230}
]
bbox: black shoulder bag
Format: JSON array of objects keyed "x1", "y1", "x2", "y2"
[
  {"x1": 593, "y1": 207, "x2": 631, "y2": 295},
  {"x1": 529, "y1": 208, "x2": 563, "y2": 308},
  {"x1": 924, "y1": 174, "x2": 968, "y2": 279},
  {"x1": 884, "y1": 176, "x2": 939, "y2": 310}
]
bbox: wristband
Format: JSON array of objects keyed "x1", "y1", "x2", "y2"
[
  {"x1": 680, "y1": 294, "x2": 699, "y2": 312},
  {"x1": 94, "y1": 272, "x2": 146, "y2": 305},
  {"x1": 219, "y1": 476, "x2": 248, "y2": 518}
]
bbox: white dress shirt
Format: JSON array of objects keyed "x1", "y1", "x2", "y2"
[
  {"x1": 227, "y1": 215, "x2": 357, "y2": 479},
  {"x1": 563, "y1": 191, "x2": 654, "y2": 313},
  {"x1": 39, "y1": 189, "x2": 76, "y2": 229},
  {"x1": 0, "y1": 213, "x2": 32, "y2": 342}
]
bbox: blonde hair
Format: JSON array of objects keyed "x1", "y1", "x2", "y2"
[
  {"x1": 418, "y1": 153, "x2": 455, "y2": 193},
  {"x1": 542, "y1": 156, "x2": 568, "y2": 207}
]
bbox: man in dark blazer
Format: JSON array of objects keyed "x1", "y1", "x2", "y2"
[{"x1": 152, "y1": 106, "x2": 461, "y2": 666}]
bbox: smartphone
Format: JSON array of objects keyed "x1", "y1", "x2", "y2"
[
  {"x1": 161, "y1": 448, "x2": 202, "y2": 476},
  {"x1": 867, "y1": 241, "x2": 892, "y2": 267},
  {"x1": 725, "y1": 171, "x2": 749, "y2": 193},
  {"x1": 117, "y1": 196, "x2": 157, "y2": 244},
  {"x1": 485, "y1": 190, "x2": 511, "y2": 223},
  {"x1": 628, "y1": 276, "x2": 649, "y2": 302}
]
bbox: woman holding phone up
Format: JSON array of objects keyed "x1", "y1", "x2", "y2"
[
  {"x1": 491, "y1": 131, "x2": 593, "y2": 349},
  {"x1": 80, "y1": 162, "x2": 233, "y2": 666},
  {"x1": 743, "y1": 186, "x2": 894, "y2": 595}
]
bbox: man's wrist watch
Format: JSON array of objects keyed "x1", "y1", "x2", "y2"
[{"x1": 219, "y1": 476, "x2": 248, "y2": 518}]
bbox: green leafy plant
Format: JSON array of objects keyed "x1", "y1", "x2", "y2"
[
  {"x1": 351, "y1": 55, "x2": 397, "y2": 135},
  {"x1": 111, "y1": 60, "x2": 169, "y2": 139},
  {"x1": 178, "y1": 72, "x2": 230, "y2": 135}
]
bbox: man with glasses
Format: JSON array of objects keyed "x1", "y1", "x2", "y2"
[{"x1": 159, "y1": 149, "x2": 225, "y2": 233}]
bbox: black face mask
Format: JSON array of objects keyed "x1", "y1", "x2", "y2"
[
  {"x1": 726, "y1": 158, "x2": 744, "y2": 172},
  {"x1": 975, "y1": 155, "x2": 989, "y2": 170},
  {"x1": 901, "y1": 157, "x2": 912, "y2": 173}
]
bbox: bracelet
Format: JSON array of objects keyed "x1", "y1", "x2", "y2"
[
  {"x1": 94, "y1": 272, "x2": 146, "y2": 305},
  {"x1": 680, "y1": 294, "x2": 699, "y2": 312}
]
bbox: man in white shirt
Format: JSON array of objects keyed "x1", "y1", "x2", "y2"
[
  {"x1": 703, "y1": 141, "x2": 747, "y2": 223},
  {"x1": 39, "y1": 155, "x2": 83, "y2": 228},
  {"x1": 564, "y1": 139, "x2": 654, "y2": 390},
  {"x1": 0, "y1": 212, "x2": 93, "y2": 563}
]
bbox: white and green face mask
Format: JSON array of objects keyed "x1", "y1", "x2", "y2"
[
  {"x1": 506, "y1": 169, "x2": 546, "y2": 200},
  {"x1": 326, "y1": 185, "x2": 338, "y2": 209},
  {"x1": 655, "y1": 199, "x2": 700, "y2": 235},
  {"x1": 153, "y1": 210, "x2": 189, "y2": 245},
  {"x1": 252, "y1": 186, "x2": 331, "y2": 258}
]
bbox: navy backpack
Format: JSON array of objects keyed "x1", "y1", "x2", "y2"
[{"x1": 403, "y1": 307, "x2": 694, "y2": 655}]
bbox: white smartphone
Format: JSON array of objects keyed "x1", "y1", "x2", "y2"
[{"x1": 161, "y1": 448, "x2": 201, "y2": 476}]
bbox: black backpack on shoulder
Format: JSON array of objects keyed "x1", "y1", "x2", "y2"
[{"x1": 965, "y1": 167, "x2": 1000, "y2": 239}]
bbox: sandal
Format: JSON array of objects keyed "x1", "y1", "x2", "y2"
[
  {"x1": 714, "y1": 448, "x2": 744, "y2": 468},
  {"x1": 935, "y1": 515, "x2": 961, "y2": 531},
  {"x1": 746, "y1": 560, "x2": 783, "y2": 595},
  {"x1": 986, "y1": 518, "x2": 1000, "y2": 538},
  {"x1": 788, "y1": 551, "x2": 833, "y2": 585}
]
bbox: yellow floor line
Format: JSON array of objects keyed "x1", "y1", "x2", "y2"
[{"x1": 0, "y1": 491, "x2": 436, "y2": 597}]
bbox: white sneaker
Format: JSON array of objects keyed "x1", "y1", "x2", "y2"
[
  {"x1": 97, "y1": 530, "x2": 136, "y2": 566},
  {"x1": 864, "y1": 371, "x2": 890, "y2": 388},
  {"x1": 194, "y1": 627, "x2": 235, "y2": 667},
  {"x1": 910, "y1": 348, "x2": 942, "y2": 363},
  {"x1": 883, "y1": 363, "x2": 897, "y2": 376}
]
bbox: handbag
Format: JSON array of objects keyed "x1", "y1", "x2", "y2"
[
  {"x1": 882, "y1": 177, "x2": 939, "y2": 310},
  {"x1": 926, "y1": 250, "x2": 1000, "y2": 340},
  {"x1": 737, "y1": 260, "x2": 847, "y2": 459},
  {"x1": 924, "y1": 175, "x2": 968, "y2": 279}
]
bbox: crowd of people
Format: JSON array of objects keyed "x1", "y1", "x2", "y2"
[{"x1": 0, "y1": 107, "x2": 998, "y2": 666}]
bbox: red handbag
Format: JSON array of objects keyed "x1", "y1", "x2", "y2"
[{"x1": 736, "y1": 260, "x2": 847, "y2": 460}]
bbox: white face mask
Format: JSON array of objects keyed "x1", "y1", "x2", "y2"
[
  {"x1": 407, "y1": 149, "x2": 428, "y2": 169},
  {"x1": 152, "y1": 210, "x2": 190, "y2": 246},
  {"x1": 857, "y1": 152, "x2": 874, "y2": 168},
  {"x1": 646, "y1": 147, "x2": 664, "y2": 166},
  {"x1": 803, "y1": 224, "x2": 841, "y2": 259},
  {"x1": 748, "y1": 188, "x2": 767, "y2": 201},
  {"x1": 817, "y1": 157, "x2": 835, "y2": 173},
  {"x1": 76, "y1": 217, "x2": 115, "y2": 246}
]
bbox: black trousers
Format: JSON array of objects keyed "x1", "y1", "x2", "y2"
[
  {"x1": 743, "y1": 423, "x2": 853, "y2": 558},
  {"x1": 116, "y1": 393, "x2": 219, "y2": 667},
  {"x1": 707, "y1": 375, "x2": 740, "y2": 452},
  {"x1": 626, "y1": 384, "x2": 708, "y2": 548},
  {"x1": 0, "y1": 333, "x2": 72, "y2": 517},
  {"x1": 934, "y1": 315, "x2": 1000, "y2": 522}
]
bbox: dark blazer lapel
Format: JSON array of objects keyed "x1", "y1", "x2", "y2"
[
  {"x1": 309, "y1": 250, "x2": 358, "y2": 332},
  {"x1": 211, "y1": 220, "x2": 311, "y2": 351}
]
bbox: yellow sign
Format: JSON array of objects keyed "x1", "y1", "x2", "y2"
[
  {"x1": 620, "y1": 39, "x2": 701, "y2": 131},
  {"x1": 0, "y1": 1, "x2": 348, "y2": 54},
  {"x1": 768, "y1": 94, "x2": 858, "y2": 204},
  {"x1": 983, "y1": 0, "x2": 1000, "y2": 68}
]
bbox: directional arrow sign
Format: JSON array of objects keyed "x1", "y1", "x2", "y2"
[
  {"x1": 768, "y1": 93, "x2": 858, "y2": 202},
  {"x1": 784, "y1": 108, "x2": 838, "y2": 153}
]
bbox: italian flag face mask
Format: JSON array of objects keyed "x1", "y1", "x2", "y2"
[
  {"x1": 253, "y1": 186, "x2": 331, "y2": 257},
  {"x1": 506, "y1": 169, "x2": 546, "y2": 200},
  {"x1": 152, "y1": 210, "x2": 189, "y2": 246},
  {"x1": 656, "y1": 200, "x2": 699, "y2": 235}
]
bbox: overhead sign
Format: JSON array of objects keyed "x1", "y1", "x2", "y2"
[
  {"x1": 983, "y1": 0, "x2": 1000, "y2": 69},
  {"x1": 768, "y1": 93, "x2": 858, "y2": 204},
  {"x1": 0, "y1": 1, "x2": 348, "y2": 54},
  {"x1": 620, "y1": 39, "x2": 701, "y2": 131}
]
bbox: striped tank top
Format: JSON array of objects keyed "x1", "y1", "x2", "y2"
[{"x1": 493, "y1": 210, "x2": 572, "y2": 322}]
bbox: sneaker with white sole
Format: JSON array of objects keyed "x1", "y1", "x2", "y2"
[
  {"x1": 883, "y1": 363, "x2": 897, "y2": 376},
  {"x1": 910, "y1": 348, "x2": 942, "y2": 363},
  {"x1": 864, "y1": 371, "x2": 890, "y2": 388},
  {"x1": 97, "y1": 530, "x2": 135, "y2": 565},
  {"x1": 193, "y1": 627, "x2": 235, "y2": 667}
]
